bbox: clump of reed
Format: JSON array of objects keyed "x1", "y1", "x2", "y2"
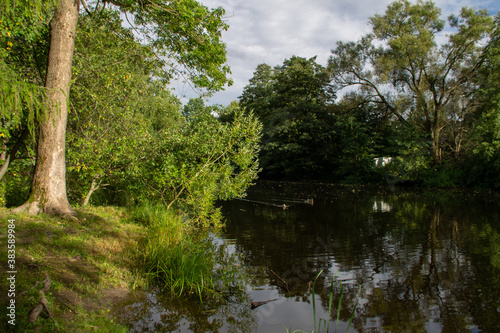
[
  {"x1": 286, "y1": 270, "x2": 359, "y2": 333},
  {"x1": 135, "y1": 203, "x2": 218, "y2": 299}
]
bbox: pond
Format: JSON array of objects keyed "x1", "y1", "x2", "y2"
[{"x1": 116, "y1": 181, "x2": 500, "y2": 332}]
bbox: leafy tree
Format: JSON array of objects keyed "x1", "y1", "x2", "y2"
[
  {"x1": 6, "y1": 0, "x2": 80, "y2": 216},
  {"x1": 140, "y1": 99, "x2": 262, "y2": 225},
  {"x1": 182, "y1": 96, "x2": 207, "y2": 121},
  {"x1": 328, "y1": 0, "x2": 494, "y2": 163},
  {"x1": 239, "y1": 63, "x2": 276, "y2": 122},
  {"x1": 330, "y1": 92, "x2": 397, "y2": 183},
  {"x1": 468, "y1": 14, "x2": 500, "y2": 187},
  {"x1": 0, "y1": 1, "x2": 52, "y2": 181},
  {"x1": 7, "y1": 0, "x2": 232, "y2": 216},
  {"x1": 66, "y1": 10, "x2": 182, "y2": 206},
  {"x1": 240, "y1": 56, "x2": 336, "y2": 179},
  {"x1": 64, "y1": 11, "x2": 261, "y2": 217}
]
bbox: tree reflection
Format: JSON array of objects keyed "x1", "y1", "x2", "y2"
[
  {"x1": 115, "y1": 182, "x2": 500, "y2": 332},
  {"x1": 115, "y1": 290, "x2": 257, "y2": 332},
  {"x1": 220, "y1": 182, "x2": 500, "y2": 332}
]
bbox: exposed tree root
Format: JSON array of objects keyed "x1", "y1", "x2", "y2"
[
  {"x1": 27, "y1": 273, "x2": 59, "y2": 330},
  {"x1": 12, "y1": 200, "x2": 77, "y2": 220},
  {"x1": 11, "y1": 201, "x2": 42, "y2": 215},
  {"x1": 28, "y1": 304, "x2": 45, "y2": 323},
  {"x1": 18, "y1": 280, "x2": 42, "y2": 299}
]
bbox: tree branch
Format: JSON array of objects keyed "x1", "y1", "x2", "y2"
[
  {"x1": 0, "y1": 127, "x2": 30, "y2": 181},
  {"x1": 166, "y1": 148, "x2": 229, "y2": 211},
  {"x1": 81, "y1": 0, "x2": 93, "y2": 17}
]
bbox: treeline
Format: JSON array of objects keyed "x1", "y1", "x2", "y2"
[
  {"x1": 0, "y1": 1, "x2": 260, "y2": 221},
  {"x1": 2, "y1": 0, "x2": 500, "y2": 218},
  {"x1": 240, "y1": 0, "x2": 500, "y2": 188}
]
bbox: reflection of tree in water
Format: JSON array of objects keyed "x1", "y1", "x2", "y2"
[
  {"x1": 115, "y1": 290, "x2": 256, "y2": 332},
  {"x1": 344, "y1": 198, "x2": 500, "y2": 332},
  {"x1": 221, "y1": 182, "x2": 500, "y2": 332},
  {"x1": 222, "y1": 184, "x2": 345, "y2": 296}
]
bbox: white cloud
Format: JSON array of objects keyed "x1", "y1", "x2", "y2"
[{"x1": 177, "y1": 0, "x2": 500, "y2": 105}]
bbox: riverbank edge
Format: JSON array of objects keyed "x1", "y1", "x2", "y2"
[{"x1": 0, "y1": 206, "x2": 150, "y2": 332}]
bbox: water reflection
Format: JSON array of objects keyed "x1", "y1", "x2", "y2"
[
  {"x1": 115, "y1": 289, "x2": 257, "y2": 332},
  {"x1": 221, "y1": 182, "x2": 500, "y2": 332},
  {"x1": 372, "y1": 200, "x2": 391, "y2": 212},
  {"x1": 117, "y1": 181, "x2": 500, "y2": 332}
]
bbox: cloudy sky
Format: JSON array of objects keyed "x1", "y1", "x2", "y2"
[{"x1": 174, "y1": 0, "x2": 500, "y2": 106}]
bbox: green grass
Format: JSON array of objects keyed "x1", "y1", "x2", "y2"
[
  {"x1": 0, "y1": 206, "x2": 145, "y2": 332},
  {"x1": 0, "y1": 203, "x2": 246, "y2": 331},
  {"x1": 0, "y1": 203, "x2": 238, "y2": 331},
  {"x1": 136, "y1": 203, "x2": 227, "y2": 299}
]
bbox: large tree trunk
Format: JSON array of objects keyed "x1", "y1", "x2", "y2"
[{"x1": 13, "y1": 0, "x2": 79, "y2": 216}]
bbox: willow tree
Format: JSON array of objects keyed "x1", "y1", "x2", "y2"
[
  {"x1": 328, "y1": 0, "x2": 494, "y2": 162},
  {"x1": 0, "y1": 1, "x2": 50, "y2": 182},
  {"x1": 6, "y1": 0, "x2": 231, "y2": 216}
]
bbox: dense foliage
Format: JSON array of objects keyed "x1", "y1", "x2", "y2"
[
  {"x1": 2, "y1": 0, "x2": 500, "y2": 214},
  {"x1": 0, "y1": 2, "x2": 261, "y2": 221},
  {"x1": 240, "y1": 56, "x2": 336, "y2": 179},
  {"x1": 65, "y1": 14, "x2": 262, "y2": 222},
  {"x1": 0, "y1": 0, "x2": 239, "y2": 216},
  {"x1": 240, "y1": 0, "x2": 500, "y2": 188}
]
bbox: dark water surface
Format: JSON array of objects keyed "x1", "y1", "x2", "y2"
[{"x1": 117, "y1": 181, "x2": 500, "y2": 332}]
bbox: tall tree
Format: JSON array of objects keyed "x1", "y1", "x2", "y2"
[
  {"x1": 66, "y1": 10, "x2": 182, "y2": 206},
  {"x1": 468, "y1": 14, "x2": 500, "y2": 187},
  {"x1": 14, "y1": 0, "x2": 79, "y2": 215},
  {"x1": 240, "y1": 56, "x2": 335, "y2": 178},
  {"x1": 10, "y1": 0, "x2": 232, "y2": 215},
  {"x1": 328, "y1": 0, "x2": 494, "y2": 162},
  {"x1": 239, "y1": 63, "x2": 275, "y2": 122}
]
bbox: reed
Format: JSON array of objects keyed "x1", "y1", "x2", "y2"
[{"x1": 285, "y1": 270, "x2": 359, "y2": 333}]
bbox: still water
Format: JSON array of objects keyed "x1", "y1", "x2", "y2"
[{"x1": 117, "y1": 181, "x2": 500, "y2": 332}]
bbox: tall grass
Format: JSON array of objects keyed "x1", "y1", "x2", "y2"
[
  {"x1": 286, "y1": 270, "x2": 359, "y2": 333},
  {"x1": 135, "y1": 203, "x2": 218, "y2": 299}
]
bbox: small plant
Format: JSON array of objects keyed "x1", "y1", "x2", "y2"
[{"x1": 285, "y1": 270, "x2": 359, "y2": 333}]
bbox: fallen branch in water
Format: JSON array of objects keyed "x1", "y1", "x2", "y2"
[{"x1": 269, "y1": 269, "x2": 289, "y2": 293}]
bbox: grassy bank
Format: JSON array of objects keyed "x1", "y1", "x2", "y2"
[
  {"x1": 0, "y1": 206, "x2": 144, "y2": 332},
  {"x1": 0, "y1": 205, "x2": 227, "y2": 332}
]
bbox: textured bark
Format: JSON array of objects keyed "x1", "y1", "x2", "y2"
[{"x1": 14, "y1": 0, "x2": 79, "y2": 217}]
